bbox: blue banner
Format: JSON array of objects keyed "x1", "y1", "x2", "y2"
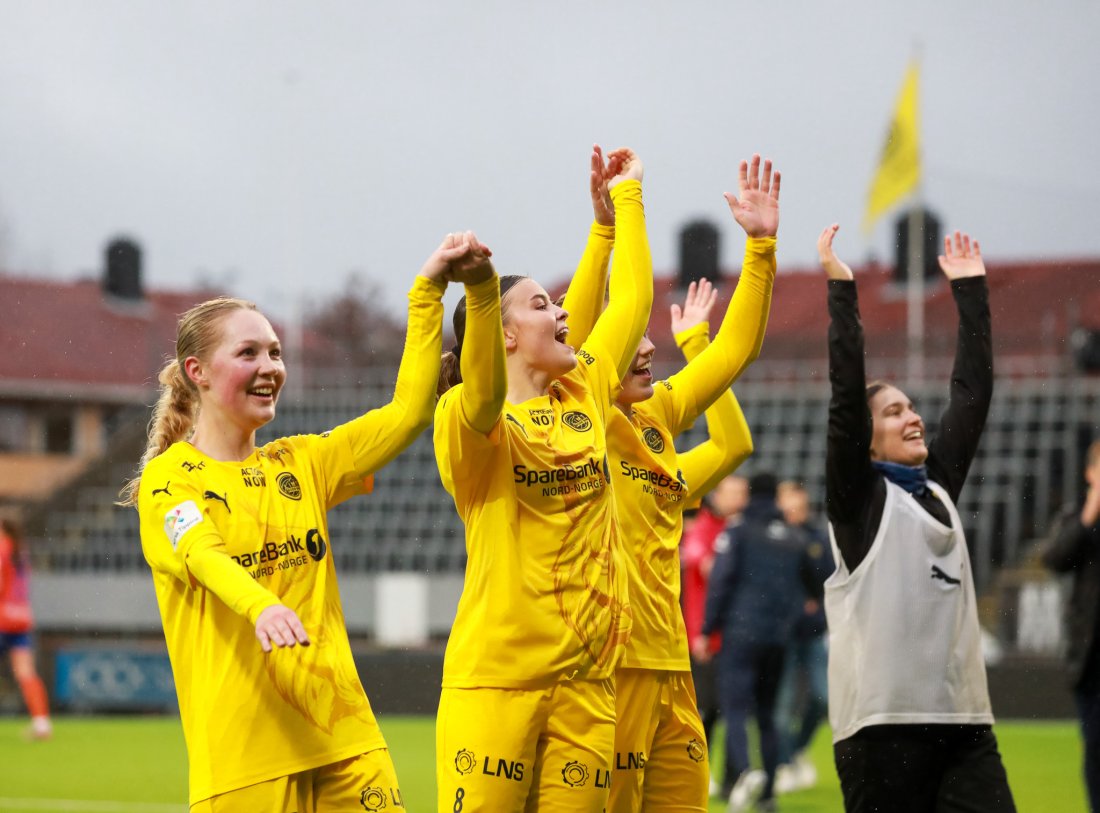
[{"x1": 54, "y1": 648, "x2": 177, "y2": 710}]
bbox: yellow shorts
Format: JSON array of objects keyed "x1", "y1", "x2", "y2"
[
  {"x1": 190, "y1": 748, "x2": 403, "y2": 813},
  {"x1": 437, "y1": 679, "x2": 615, "y2": 813},
  {"x1": 607, "y1": 668, "x2": 708, "y2": 813}
]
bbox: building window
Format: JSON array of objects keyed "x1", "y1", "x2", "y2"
[
  {"x1": 45, "y1": 412, "x2": 74, "y2": 454},
  {"x1": 0, "y1": 406, "x2": 28, "y2": 452}
]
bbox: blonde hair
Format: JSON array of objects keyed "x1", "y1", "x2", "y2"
[{"x1": 118, "y1": 297, "x2": 257, "y2": 506}]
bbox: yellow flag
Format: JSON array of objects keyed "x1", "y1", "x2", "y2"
[{"x1": 863, "y1": 62, "x2": 920, "y2": 232}]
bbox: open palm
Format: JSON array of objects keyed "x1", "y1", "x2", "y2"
[{"x1": 724, "y1": 154, "x2": 780, "y2": 238}]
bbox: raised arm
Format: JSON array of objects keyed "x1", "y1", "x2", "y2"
[
  {"x1": 663, "y1": 156, "x2": 779, "y2": 419},
  {"x1": 449, "y1": 233, "x2": 506, "y2": 434},
  {"x1": 669, "y1": 280, "x2": 754, "y2": 498},
  {"x1": 331, "y1": 234, "x2": 497, "y2": 467},
  {"x1": 563, "y1": 145, "x2": 617, "y2": 349},
  {"x1": 822, "y1": 224, "x2": 877, "y2": 536},
  {"x1": 925, "y1": 231, "x2": 993, "y2": 502},
  {"x1": 585, "y1": 148, "x2": 654, "y2": 381}
]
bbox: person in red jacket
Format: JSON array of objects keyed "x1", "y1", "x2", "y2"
[{"x1": 0, "y1": 517, "x2": 51, "y2": 740}]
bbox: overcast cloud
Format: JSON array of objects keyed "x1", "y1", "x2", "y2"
[{"x1": 1, "y1": 1, "x2": 1098, "y2": 320}]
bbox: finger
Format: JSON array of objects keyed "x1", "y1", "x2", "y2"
[
  {"x1": 257, "y1": 628, "x2": 272, "y2": 653},
  {"x1": 705, "y1": 287, "x2": 718, "y2": 310},
  {"x1": 748, "y1": 154, "x2": 761, "y2": 190},
  {"x1": 943, "y1": 235, "x2": 953, "y2": 259},
  {"x1": 761, "y1": 159, "x2": 773, "y2": 195},
  {"x1": 287, "y1": 615, "x2": 310, "y2": 645},
  {"x1": 953, "y1": 230, "x2": 964, "y2": 256},
  {"x1": 738, "y1": 160, "x2": 749, "y2": 195},
  {"x1": 972, "y1": 239, "x2": 981, "y2": 258},
  {"x1": 961, "y1": 233, "x2": 972, "y2": 257},
  {"x1": 771, "y1": 170, "x2": 781, "y2": 202},
  {"x1": 267, "y1": 622, "x2": 288, "y2": 649},
  {"x1": 723, "y1": 191, "x2": 740, "y2": 213},
  {"x1": 670, "y1": 304, "x2": 682, "y2": 321}
]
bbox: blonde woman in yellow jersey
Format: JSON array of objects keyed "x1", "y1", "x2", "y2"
[
  {"x1": 119, "y1": 234, "x2": 492, "y2": 812},
  {"x1": 565, "y1": 152, "x2": 780, "y2": 812},
  {"x1": 433, "y1": 147, "x2": 652, "y2": 813}
]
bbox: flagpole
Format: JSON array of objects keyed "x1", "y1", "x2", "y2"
[
  {"x1": 906, "y1": 195, "x2": 924, "y2": 386},
  {"x1": 905, "y1": 45, "x2": 924, "y2": 388}
]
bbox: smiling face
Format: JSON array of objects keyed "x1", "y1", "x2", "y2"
[
  {"x1": 502, "y1": 277, "x2": 577, "y2": 379},
  {"x1": 188, "y1": 308, "x2": 286, "y2": 436},
  {"x1": 869, "y1": 384, "x2": 928, "y2": 466},
  {"x1": 617, "y1": 333, "x2": 656, "y2": 407}
]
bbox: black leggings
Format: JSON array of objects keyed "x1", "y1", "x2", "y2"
[{"x1": 834, "y1": 724, "x2": 1015, "y2": 813}]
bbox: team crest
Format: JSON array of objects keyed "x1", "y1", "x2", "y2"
[
  {"x1": 562, "y1": 411, "x2": 592, "y2": 432},
  {"x1": 686, "y1": 738, "x2": 706, "y2": 763},
  {"x1": 359, "y1": 787, "x2": 387, "y2": 811},
  {"x1": 643, "y1": 427, "x2": 665, "y2": 453},
  {"x1": 277, "y1": 471, "x2": 302, "y2": 500}
]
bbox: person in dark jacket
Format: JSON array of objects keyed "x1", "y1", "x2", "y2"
[
  {"x1": 1042, "y1": 439, "x2": 1100, "y2": 812},
  {"x1": 696, "y1": 472, "x2": 820, "y2": 811},
  {"x1": 774, "y1": 480, "x2": 833, "y2": 793}
]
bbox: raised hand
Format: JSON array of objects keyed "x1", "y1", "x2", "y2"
[
  {"x1": 938, "y1": 231, "x2": 986, "y2": 280},
  {"x1": 606, "y1": 147, "x2": 643, "y2": 189},
  {"x1": 724, "y1": 154, "x2": 781, "y2": 238},
  {"x1": 447, "y1": 231, "x2": 495, "y2": 285},
  {"x1": 670, "y1": 278, "x2": 719, "y2": 335},
  {"x1": 817, "y1": 223, "x2": 854, "y2": 281},
  {"x1": 590, "y1": 144, "x2": 615, "y2": 227},
  {"x1": 255, "y1": 604, "x2": 310, "y2": 653},
  {"x1": 419, "y1": 232, "x2": 494, "y2": 285}
]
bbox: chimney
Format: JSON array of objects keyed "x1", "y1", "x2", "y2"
[
  {"x1": 678, "y1": 220, "x2": 721, "y2": 288},
  {"x1": 104, "y1": 237, "x2": 143, "y2": 300}
]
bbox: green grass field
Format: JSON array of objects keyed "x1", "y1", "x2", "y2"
[{"x1": 0, "y1": 716, "x2": 1086, "y2": 812}]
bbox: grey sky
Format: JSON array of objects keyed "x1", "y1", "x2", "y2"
[{"x1": 2, "y1": 1, "x2": 1098, "y2": 321}]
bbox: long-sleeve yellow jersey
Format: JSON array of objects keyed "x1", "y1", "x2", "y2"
[
  {"x1": 435, "y1": 180, "x2": 653, "y2": 688},
  {"x1": 137, "y1": 276, "x2": 445, "y2": 804}
]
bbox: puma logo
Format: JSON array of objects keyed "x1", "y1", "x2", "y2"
[
  {"x1": 203, "y1": 490, "x2": 231, "y2": 513},
  {"x1": 505, "y1": 414, "x2": 529, "y2": 437},
  {"x1": 151, "y1": 482, "x2": 172, "y2": 497},
  {"x1": 930, "y1": 565, "x2": 961, "y2": 585}
]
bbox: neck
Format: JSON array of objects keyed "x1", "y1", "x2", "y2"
[
  {"x1": 614, "y1": 400, "x2": 634, "y2": 419},
  {"x1": 505, "y1": 357, "x2": 554, "y2": 404},
  {"x1": 189, "y1": 414, "x2": 258, "y2": 462}
]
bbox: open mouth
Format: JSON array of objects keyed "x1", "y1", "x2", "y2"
[
  {"x1": 903, "y1": 429, "x2": 924, "y2": 441},
  {"x1": 632, "y1": 362, "x2": 652, "y2": 379},
  {"x1": 248, "y1": 385, "x2": 276, "y2": 400},
  {"x1": 555, "y1": 325, "x2": 570, "y2": 344}
]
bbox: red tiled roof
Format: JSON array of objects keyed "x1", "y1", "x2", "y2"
[
  {"x1": 552, "y1": 258, "x2": 1100, "y2": 366},
  {"x1": 0, "y1": 275, "x2": 227, "y2": 399}
]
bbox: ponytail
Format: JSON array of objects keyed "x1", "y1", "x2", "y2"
[
  {"x1": 118, "y1": 360, "x2": 199, "y2": 506},
  {"x1": 438, "y1": 349, "x2": 462, "y2": 397}
]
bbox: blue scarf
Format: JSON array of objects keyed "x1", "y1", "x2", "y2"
[{"x1": 873, "y1": 461, "x2": 929, "y2": 496}]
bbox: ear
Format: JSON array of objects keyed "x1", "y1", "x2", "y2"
[
  {"x1": 502, "y1": 325, "x2": 518, "y2": 353},
  {"x1": 183, "y1": 356, "x2": 208, "y2": 389}
]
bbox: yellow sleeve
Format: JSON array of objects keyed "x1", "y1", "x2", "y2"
[
  {"x1": 673, "y1": 324, "x2": 754, "y2": 501},
  {"x1": 457, "y1": 274, "x2": 507, "y2": 435},
  {"x1": 562, "y1": 222, "x2": 615, "y2": 350},
  {"x1": 139, "y1": 471, "x2": 280, "y2": 625},
  {"x1": 321, "y1": 275, "x2": 445, "y2": 476},
  {"x1": 584, "y1": 180, "x2": 653, "y2": 383},
  {"x1": 663, "y1": 237, "x2": 775, "y2": 421}
]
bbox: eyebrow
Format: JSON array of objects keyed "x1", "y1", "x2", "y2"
[{"x1": 530, "y1": 293, "x2": 550, "y2": 305}]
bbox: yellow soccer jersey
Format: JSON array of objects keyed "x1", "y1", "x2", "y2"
[
  {"x1": 608, "y1": 243, "x2": 776, "y2": 671},
  {"x1": 140, "y1": 435, "x2": 382, "y2": 803},
  {"x1": 138, "y1": 275, "x2": 445, "y2": 804},
  {"x1": 435, "y1": 180, "x2": 653, "y2": 689},
  {"x1": 436, "y1": 337, "x2": 632, "y2": 688}
]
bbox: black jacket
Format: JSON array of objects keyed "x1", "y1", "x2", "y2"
[{"x1": 1042, "y1": 506, "x2": 1100, "y2": 689}]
